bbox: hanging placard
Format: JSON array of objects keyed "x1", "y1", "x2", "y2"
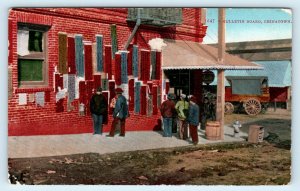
[
  {"x1": 96, "y1": 35, "x2": 104, "y2": 72},
  {"x1": 75, "y1": 35, "x2": 84, "y2": 77},
  {"x1": 120, "y1": 51, "x2": 128, "y2": 84},
  {"x1": 58, "y1": 32, "x2": 68, "y2": 74},
  {"x1": 133, "y1": 45, "x2": 139, "y2": 78},
  {"x1": 68, "y1": 74, "x2": 76, "y2": 102},
  {"x1": 110, "y1": 24, "x2": 118, "y2": 59},
  {"x1": 150, "y1": 50, "x2": 156, "y2": 80},
  {"x1": 134, "y1": 81, "x2": 141, "y2": 113}
]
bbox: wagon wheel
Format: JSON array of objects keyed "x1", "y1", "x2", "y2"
[
  {"x1": 243, "y1": 98, "x2": 262, "y2": 116},
  {"x1": 225, "y1": 102, "x2": 234, "y2": 114}
]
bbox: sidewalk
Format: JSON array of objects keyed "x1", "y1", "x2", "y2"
[{"x1": 8, "y1": 125, "x2": 248, "y2": 158}]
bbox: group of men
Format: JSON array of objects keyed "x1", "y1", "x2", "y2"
[
  {"x1": 160, "y1": 93, "x2": 200, "y2": 145},
  {"x1": 89, "y1": 87, "x2": 200, "y2": 145},
  {"x1": 90, "y1": 87, "x2": 129, "y2": 137}
]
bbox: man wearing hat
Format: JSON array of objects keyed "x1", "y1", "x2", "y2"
[
  {"x1": 160, "y1": 93, "x2": 176, "y2": 137},
  {"x1": 90, "y1": 87, "x2": 108, "y2": 135},
  {"x1": 107, "y1": 87, "x2": 129, "y2": 137},
  {"x1": 187, "y1": 95, "x2": 200, "y2": 145},
  {"x1": 175, "y1": 94, "x2": 189, "y2": 140}
]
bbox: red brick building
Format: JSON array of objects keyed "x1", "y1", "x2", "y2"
[{"x1": 8, "y1": 8, "x2": 208, "y2": 136}]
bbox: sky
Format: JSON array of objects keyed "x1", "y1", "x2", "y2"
[{"x1": 203, "y1": 8, "x2": 292, "y2": 44}]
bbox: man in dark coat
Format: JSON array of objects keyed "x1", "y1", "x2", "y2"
[
  {"x1": 107, "y1": 88, "x2": 129, "y2": 137},
  {"x1": 187, "y1": 95, "x2": 200, "y2": 145},
  {"x1": 90, "y1": 87, "x2": 108, "y2": 135}
]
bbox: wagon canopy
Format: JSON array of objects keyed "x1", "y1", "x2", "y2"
[
  {"x1": 161, "y1": 39, "x2": 263, "y2": 70},
  {"x1": 226, "y1": 76, "x2": 268, "y2": 95}
]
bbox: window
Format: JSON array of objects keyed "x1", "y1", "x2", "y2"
[{"x1": 17, "y1": 23, "x2": 50, "y2": 87}]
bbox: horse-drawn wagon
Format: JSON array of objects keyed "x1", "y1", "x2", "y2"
[{"x1": 224, "y1": 76, "x2": 270, "y2": 115}]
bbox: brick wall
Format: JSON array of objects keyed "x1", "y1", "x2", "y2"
[{"x1": 8, "y1": 8, "x2": 207, "y2": 136}]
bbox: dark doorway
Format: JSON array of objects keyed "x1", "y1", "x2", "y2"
[{"x1": 164, "y1": 69, "x2": 191, "y2": 98}]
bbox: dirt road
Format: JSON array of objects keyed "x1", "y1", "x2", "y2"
[
  {"x1": 225, "y1": 109, "x2": 291, "y2": 140},
  {"x1": 8, "y1": 142, "x2": 290, "y2": 185}
]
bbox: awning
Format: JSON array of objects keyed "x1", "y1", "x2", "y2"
[{"x1": 161, "y1": 39, "x2": 263, "y2": 70}]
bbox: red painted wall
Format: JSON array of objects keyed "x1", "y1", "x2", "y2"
[{"x1": 8, "y1": 8, "x2": 207, "y2": 136}]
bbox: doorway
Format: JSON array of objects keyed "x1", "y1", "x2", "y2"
[{"x1": 164, "y1": 69, "x2": 191, "y2": 98}]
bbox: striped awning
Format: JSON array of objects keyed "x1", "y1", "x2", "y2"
[{"x1": 161, "y1": 39, "x2": 263, "y2": 70}]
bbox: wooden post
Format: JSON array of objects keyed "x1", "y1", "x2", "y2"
[
  {"x1": 216, "y1": 70, "x2": 225, "y2": 140},
  {"x1": 287, "y1": 87, "x2": 291, "y2": 111},
  {"x1": 218, "y1": 9, "x2": 225, "y2": 63},
  {"x1": 216, "y1": 8, "x2": 226, "y2": 140}
]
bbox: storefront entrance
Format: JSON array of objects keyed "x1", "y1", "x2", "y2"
[
  {"x1": 164, "y1": 69, "x2": 191, "y2": 97},
  {"x1": 164, "y1": 69, "x2": 203, "y2": 104}
]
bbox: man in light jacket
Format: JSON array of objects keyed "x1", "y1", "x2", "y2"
[{"x1": 175, "y1": 94, "x2": 189, "y2": 139}]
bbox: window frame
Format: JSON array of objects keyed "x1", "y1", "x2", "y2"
[{"x1": 17, "y1": 22, "x2": 50, "y2": 88}]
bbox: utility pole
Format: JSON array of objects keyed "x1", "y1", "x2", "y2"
[{"x1": 216, "y1": 8, "x2": 225, "y2": 140}]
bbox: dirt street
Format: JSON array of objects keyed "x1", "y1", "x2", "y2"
[
  {"x1": 225, "y1": 109, "x2": 291, "y2": 141},
  {"x1": 8, "y1": 109, "x2": 291, "y2": 185}
]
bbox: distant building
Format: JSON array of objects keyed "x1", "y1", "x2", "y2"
[{"x1": 208, "y1": 39, "x2": 292, "y2": 109}]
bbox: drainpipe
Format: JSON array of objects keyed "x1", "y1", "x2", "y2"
[{"x1": 124, "y1": 8, "x2": 142, "y2": 50}]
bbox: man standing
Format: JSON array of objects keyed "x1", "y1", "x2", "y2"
[
  {"x1": 160, "y1": 93, "x2": 176, "y2": 137},
  {"x1": 187, "y1": 95, "x2": 200, "y2": 145},
  {"x1": 90, "y1": 87, "x2": 108, "y2": 135},
  {"x1": 175, "y1": 94, "x2": 189, "y2": 139},
  {"x1": 107, "y1": 88, "x2": 129, "y2": 137},
  {"x1": 201, "y1": 96, "x2": 210, "y2": 130}
]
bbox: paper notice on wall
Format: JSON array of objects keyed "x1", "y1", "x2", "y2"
[
  {"x1": 147, "y1": 94, "x2": 153, "y2": 116},
  {"x1": 36, "y1": 92, "x2": 45, "y2": 107},
  {"x1": 17, "y1": 30, "x2": 30, "y2": 56},
  {"x1": 56, "y1": 88, "x2": 67, "y2": 102},
  {"x1": 120, "y1": 83, "x2": 129, "y2": 101},
  {"x1": 162, "y1": 79, "x2": 165, "y2": 90},
  {"x1": 63, "y1": 74, "x2": 69, "y2": 90},
  {"x1": 18, "y1": 93, "x2": 27, "y2": 105},
  {"x1": 157, "y1": 86, "x2": 162, "y2": 107},
  {"x1": 28, "y1": 93, "x2": 35, "y2": 102},
  {"x1": 75, "y1": 77, "x2": 84, "y2": 99},
  {"x1": 92, "y1": 43, "x2": 97, "y2": 74}
]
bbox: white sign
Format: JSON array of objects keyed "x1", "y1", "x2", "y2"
[{"x1": 18, "y1": 93, "x2": 27, "y2": 105}]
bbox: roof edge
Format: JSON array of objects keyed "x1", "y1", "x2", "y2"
[{"x1": 162, "y1": 66, "x2": 264, "y2": 70}]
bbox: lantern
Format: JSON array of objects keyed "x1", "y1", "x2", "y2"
[{"x1": 202, "y1": 70, "x2": 215, "y2": 85}]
